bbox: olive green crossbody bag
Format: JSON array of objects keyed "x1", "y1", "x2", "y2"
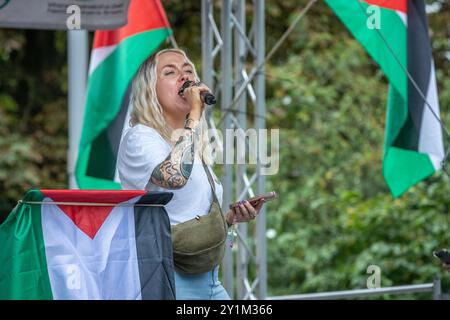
[{"x1": 171, "y1": 160, "x2": 228, "y2": 275}]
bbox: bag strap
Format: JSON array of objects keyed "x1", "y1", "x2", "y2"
[{"x1": 201, "y1": 159, "x2": 220, "y2": 206}]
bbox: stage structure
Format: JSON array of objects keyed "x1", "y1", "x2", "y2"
[{"x1": 202, "y1": 0, "x2": 267, "y2": 299}]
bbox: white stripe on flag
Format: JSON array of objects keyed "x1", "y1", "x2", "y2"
[
  {"x1": 396, "y1": 11, "x2": 407, "y2": 26},
  {"x1": 89, "y1": 45, "x2": 117, "y2": 75},
  {"x1": 418, "y1": 61, "x2": 444, "y2": 170},
  {"x1": 41, "y1": 196, "x2": 142, "y2": 300}
]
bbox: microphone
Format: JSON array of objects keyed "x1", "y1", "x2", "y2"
[{"x1": 178, "y1": 80, "x2": 216, "y2": 105}]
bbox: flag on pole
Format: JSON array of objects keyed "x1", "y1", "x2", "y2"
[
  {"x1": 76, "y1": 0, "x2": 172, "y2": 189},
  {"x1": 0, "y1": 189, "x2": 175, "y2": 300},
  {"x1": 325, "y1": 0, "x2": 444, "y2": 197}
]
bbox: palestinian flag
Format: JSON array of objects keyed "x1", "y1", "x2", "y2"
[
  {"x1": 325, "y1": 0, "x2": 444, "y2": 197},
  {"x1": 0, "y1": 189, "x2": 175, "y2": 300},
  {"x1": 75, "y1": 0, "x2": 172, "y2": 189}
]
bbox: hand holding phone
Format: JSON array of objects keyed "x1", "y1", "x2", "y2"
[{"x1": 229, "y1": 191, "x2": 277, "y2": 210}]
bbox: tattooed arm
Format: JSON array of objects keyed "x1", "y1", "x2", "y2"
[{"x1": 149, "y1": 120, "x2": 200, "y2": 189}]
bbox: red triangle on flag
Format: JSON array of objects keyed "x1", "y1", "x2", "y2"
[
  {"x1": 57, "y1": 205, "x2": 113, "y2": 239},
  {"x1": 362, "y1": 0, "x2": 407, "y2": 13},
  {"x1": 93, "y1": 0, "x2": 171, "y2": 49},
  {"x1": 41, "y1": 190, "x2": 146, "y2": 239}
]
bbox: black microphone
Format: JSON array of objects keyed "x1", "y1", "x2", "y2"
[
  {"x1": 201, "y1": 91, "x2": 217, "y2": 105},
  {"x1": 178, "y1": 80, "x2": 216, "y2": 105}
]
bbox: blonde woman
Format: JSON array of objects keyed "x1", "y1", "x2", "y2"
[{"x1": 117, "y1": 49, "x2": 265, "y2": 300}]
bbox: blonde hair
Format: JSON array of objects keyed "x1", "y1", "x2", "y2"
[{"x1": 130, "y1": 48, "x2": 213, "y2": 164}]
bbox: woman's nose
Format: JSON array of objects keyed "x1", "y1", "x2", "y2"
[{"x1": 179, "y1": 74, "x2": 192, "y2": 83}]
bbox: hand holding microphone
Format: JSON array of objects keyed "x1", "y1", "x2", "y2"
[{"x1": 178, "y1": 80, "x2": 216, "y2": 106}]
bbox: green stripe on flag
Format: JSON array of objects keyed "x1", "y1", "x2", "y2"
[
  {"x1": 0, "y1": 190, "x2": 53, "y2": 299},
  {"x1": 76, "y1": 28, "x2": 171, "y2": 189},
  {"x1": 326, "y1": 0, "x2": 438, "y2": 197},
  {"x1": 325, "y1": 0, "x2": 407, "y2": 95},
  {"x1": 384, "y1": 76, "x2": 435, "y2": 197},
  {"x1": 325, "y1": 0, "x2": 409, "y2": 150},
  {"x1": 384, "y1": 147, "x2": 435, "y2": 197}
]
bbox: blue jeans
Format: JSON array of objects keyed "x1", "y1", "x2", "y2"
[{"x1": 174, "y1": 267, "x2": 231, "y2": 300}]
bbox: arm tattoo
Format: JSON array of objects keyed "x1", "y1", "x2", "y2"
[{"x1": 150, "y1": 128, "x2": 197, "y2": 189}]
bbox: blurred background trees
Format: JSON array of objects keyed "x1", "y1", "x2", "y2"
[{"x1": 0, "y1": 0, "x2": 449, "y2": 297}]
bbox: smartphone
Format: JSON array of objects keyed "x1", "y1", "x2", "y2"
[
  {"x1": 229, "y1": 191, "x2": 277, "y2": 210},
  {"x1": 433, "y1": 249, "x2": 450, "y2": 264}
]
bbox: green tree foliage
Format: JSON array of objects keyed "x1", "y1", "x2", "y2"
[
  {"x1": 0, "y1": 0, "x2": 449, "y2": 297},
  {"x1": 262, "y1": 0, "x2": 450, "y2": 296},
  {"x1": 0, "y1": 30, "x2": 68, "y2": 216}
]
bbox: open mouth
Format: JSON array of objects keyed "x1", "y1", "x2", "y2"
[{"x1": 178, "y1": 80, "x2": 193, "y2": 96}]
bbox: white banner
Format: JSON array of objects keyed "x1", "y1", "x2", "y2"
[{"x1": 0, "y1": 0, "x2": 131, "y2": 30}]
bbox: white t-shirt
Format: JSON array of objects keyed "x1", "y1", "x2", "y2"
[{"x1": 117, "y1": 124, "x2": 223, "y2": 225}]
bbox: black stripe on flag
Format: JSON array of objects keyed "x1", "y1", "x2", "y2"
[
  {"x1": 393, "y1": 0, "x2": 432, "y2": 151},
  {"x1": 133, "y1": 191, "x2": 176, "y2": 300},
  {"x1": 86, "y1": 82, "x2": 132, "y2": 180}
]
